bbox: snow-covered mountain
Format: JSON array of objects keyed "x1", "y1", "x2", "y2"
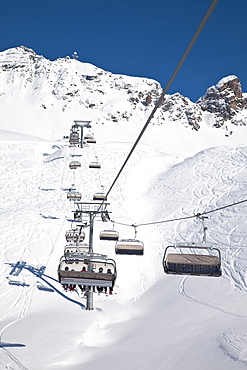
[
  {"x1": 0, "y1": 46, "x2": 246, "y2": 140},
  {"x1": 0, "y1": 46, "x2": 247, "y2": 370}
]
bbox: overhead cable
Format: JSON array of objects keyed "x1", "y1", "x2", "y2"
[
  {"x1": 112, "y1": 198, "x2": 247, "y2": 228},
  {"x1": 102, "y1": 0, "x2": 220, "y2": 206}
]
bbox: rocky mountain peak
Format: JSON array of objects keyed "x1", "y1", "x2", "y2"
[
  {"x1": 197, "y1": 75, "x2": 247, "y2": 127},
  {"x1": 160, "y1": 93, "x2": 202, "y2": 131},
  {"x1": 216, "y1": 75, "x2": 242, "y2": 98}
]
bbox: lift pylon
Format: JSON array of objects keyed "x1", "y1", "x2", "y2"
[
  {"x1": 72, "y1": 202, "x2": 111, "y2": 310},
  {"x1": 73, "y1": 120, "x2": 92, "y2": 148}
]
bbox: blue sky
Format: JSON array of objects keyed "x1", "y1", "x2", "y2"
[{"x1": 1, "y1": 0, "x2": 246, "y2": 101}]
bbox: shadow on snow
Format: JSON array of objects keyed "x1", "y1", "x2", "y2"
[
  {"x1": 0, "y1": 342, "x2": 26, "y2": 348},
  {"x1": 6, "y1": 261, "x2": 85, "y2": 309}
]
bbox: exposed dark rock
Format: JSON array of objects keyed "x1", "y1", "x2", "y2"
[
  {"x1": 145, "y1": 94, "x2": 152, "y2": 105},
  {"x1": 197, "y1": 76, "x2": 247, "y2": 125}
]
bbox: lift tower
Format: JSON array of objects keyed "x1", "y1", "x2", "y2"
[
  {"x1": 73, "y1": 120, "x2": 91, "y2": 148},
  {"x1": 73, "y1": 202, "x2": 110, "y2": 310}
]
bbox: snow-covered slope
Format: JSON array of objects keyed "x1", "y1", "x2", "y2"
[{"x1": 0, "y1": 46, "x2": 247, "y2": 370}]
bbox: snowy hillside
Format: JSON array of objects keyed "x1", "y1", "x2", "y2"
[{"x1": 0, "y1": 46, "x2": 247, "y2": 370}]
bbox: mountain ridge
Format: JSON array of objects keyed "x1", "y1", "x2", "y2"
[{"x1": 0, "y1": 45, "x2": 246, "y2": 140}]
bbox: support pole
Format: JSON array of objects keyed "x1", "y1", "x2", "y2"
[
  {"x1": 85, "y1": 287, "x2": 93, "y2": 310},
  {"x1": 72, "y1": 203, "x2": 110, "y2": 311},
  {"x1": 81, "y1": 127, "x2": 83, "y2": 148},
  {"x1": 86, "y1": 213, "x2": 94, "y2": 309},
  {"x1": 198, "y1": 215, "x2": 208, "y2": 244},
  {"x1": 89, "y1": 213, "x2": 94, "y2": 253}
]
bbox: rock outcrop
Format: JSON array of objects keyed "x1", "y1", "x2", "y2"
[{"x1": 197, "y1": 75, "x2": 247, "y2": 127}]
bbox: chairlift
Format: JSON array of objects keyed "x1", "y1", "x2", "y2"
[
  {"x1": 100, "y1": 230, "x2": 119, "y2": 241},
  {"x1": 71, "y1": 125, "x2": 80, "y2": 133},
  {"x1": 163, "y1": 215, "x2": 221, "y2": 277},
  {"x1": 69, "y1": 161, "x2": 81, "y2": 169},
  {"x1": 93, "y1": 192, "x2": 107, "y2": 201},
  {"x1": 67, "y1": 191, "x2": 81, "y2": 201},
  {"x1": 64, "y1": 244, "x2": 89, "y2": 255},
  {"x1": 58, "y1": 254, "x2": 117, "y2": 288},
  {"x1": 115, "y1": 239, "x2": 144, "y2": 255},
  {"x1": 86, "y1": 138, "x2": 96, "y2": 144},
  {"x1": 84, "y1": 134, "x2": 96, "y2": 143},
  {"x1": 65, "y1": 229, "x2": 85, "y2": 243},
  {"x1": 115, "y1": 224, "x2": 143, "y2": 255},
  {"x1": 84, "y1": 134, "x2": 93, "y2": 140},
  {"x1": 89, "y1": 161, "x2": 101, "y2": 169},
  {"x1": 163, "y1": 243, "x2": 221, "y2": 277},
  {"x1": 69, "y1": 132, "x2": 80, "y2": 144}
]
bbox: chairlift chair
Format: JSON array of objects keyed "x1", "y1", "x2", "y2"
[
  {"x1": 89, "y1": 161, "x2": 101, "y2": 169},
  {"x1": 64, "y1": 244, "x2": 89, "y2": 256},
  {"x1": 84, "y1": 134, "x2": 96, "y2": 143},
  {"x1": 58, "y1": 255, "x2": 117, "y2": 288},
  {"x1": 67, "y1": 191, "x2": 82, "y2": 201},
  {"x1": 86, "y1": 138, "x2": 96, "y2": 144},
  {"x1": 93, "y1": 192, "x2": 107, "y2": 201},
  {"x1": 100, "y1": 230, "x2": 119, "y2": 241},
  {"x1": 65, "y1": 229, "x2": 85, "y2": 243},
  {"x1": 163, "y1": 243, "x2": 221, "y2": 277},
  {"x1": 115, "y1": 239, "x2": 144, "y2": 255},
  {"x1": 69, "y1": 132, "x2": 80, "y2": 144},
  {"x1": 69, "y1": 161, "x2": 81, "y2": 169}
]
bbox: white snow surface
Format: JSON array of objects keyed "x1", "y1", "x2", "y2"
[{"x1": 0, "y1": 48, "x2": 247, "y2": 370}]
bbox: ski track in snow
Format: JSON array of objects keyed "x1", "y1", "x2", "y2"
[
  {"x1": 0, "y1": 142, "x2": 73, "y2": 369},
  {"x1": 0, "y1": 143, "x2": 47, "y2": 369},
  {"x1": 179, "y1": 276, "x2": 244, "y2": 318},
  {"x1": 219, "y1": 330, "x2": 247, "y2": 365}
]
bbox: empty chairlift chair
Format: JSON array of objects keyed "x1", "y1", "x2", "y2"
[
  {"x1": 100, "y1": 230, "x2": 119, "y2": 241},
  {"x1": 67, "y1": 191, "x2": 82, "y2": 201},
  {"x1": 163, "y1": 243, "x2": 221, "y2": 277},
  {"x1": 58, "y1": 255, "x2": 117, "y2": 289},
  {"x1": 115, "y1": 239, "x2": 144, "y2": 255},
  {"x1": 85, "y1": 134, "x2": 96, "y2": 143},
  {"x1": 93, "y1": 192, "x2": 107, "y2": 201},
  {"x1": 69, "y1": 161, "x2": 81, "y2": 169},
  {"x1": 87, "y1": 138, "x2": 96, "y2": 144},
  {"x1": 89, "y1": 161, "x2": 101, "y2": 169}
]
